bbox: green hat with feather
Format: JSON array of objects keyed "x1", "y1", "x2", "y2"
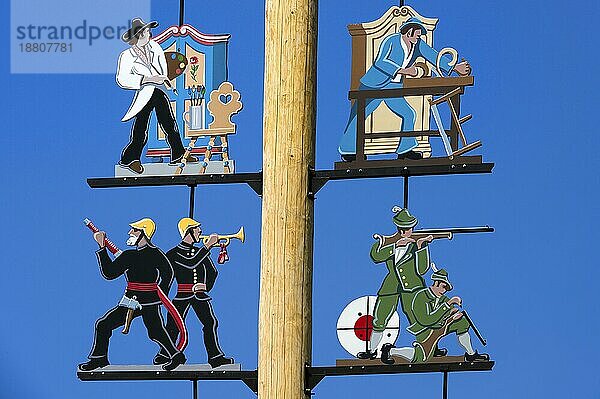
[{"x1": 391, "y1": 206, "x2": 418, "y2": 229}]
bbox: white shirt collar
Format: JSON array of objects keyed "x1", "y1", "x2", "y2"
[{"x1": 400, "y1": 36, "x2": 414, "y2": 69}]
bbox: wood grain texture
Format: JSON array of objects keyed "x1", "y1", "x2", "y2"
[{"x1": 258, "y1": 0, "x2": 318, "y2": 398}]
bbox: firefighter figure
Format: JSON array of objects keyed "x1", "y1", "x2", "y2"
[
  {"x1": 154, "y1": 218, "x2": 234, "y2": 368},
  {"x1": 79, "y1": 218, "x2": 186, "y2": 371}
]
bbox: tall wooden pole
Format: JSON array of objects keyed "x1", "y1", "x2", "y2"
[{"x1": 258, "y1": 0, "x2": 318, "y2": 398}]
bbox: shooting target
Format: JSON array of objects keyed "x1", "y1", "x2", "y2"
[{"x1": 336, "y1": 296, "x2": 400, "y2": 357}]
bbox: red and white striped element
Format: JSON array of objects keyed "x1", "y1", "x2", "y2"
[
  {"x1": 84, "y1": 218, "x2": 122, "y2": 257},
  {"x1": 336, "y1": 296, "x2": 400, "y2": 357},
  {"x1": 153, "y1": 24, "x2": 230, "y2": 46}
]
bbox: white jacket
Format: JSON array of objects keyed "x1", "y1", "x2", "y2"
[{"x1": 116, "y1": 39, "x2": 168, "y2": 122}]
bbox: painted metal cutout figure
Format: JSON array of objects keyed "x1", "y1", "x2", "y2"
[
  {"x1": 78, "y1": 218, "x2": 187, "y2": 371},
  {"x1": 339, "y1": 17, "x2": 471, "y2": 161},
  {"x1": 356, "y1": 207, "x2": 448, "y2": 359},
  {"x1": 153, "y1": 218, "x2": 241, "y2": 368},
  {"x1": 380, "y1": 269, "x2": 489, "y2": 363},
  {"x1": 117, "y1": 18, "x2": 195, "y2": 174}
]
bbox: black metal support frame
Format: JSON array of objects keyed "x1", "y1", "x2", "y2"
[
  {"x1": 309, "y1": 162, "x2": 494, "y2": 197},
  {"x1": 87, "y1": 173, "x2": 264, "y2": 194},
  {"x1": 88, "y1": 162, "x2": 493, "y2": 219},
  {"x1": 77, "y1": 369, "x2": 258, "y2": 395},
  {"x1": 88, "y1": 163, "x2": 492, "y2": 197},
  {"x1": 304, "y1": 361, "x2": 494, "y2": 394}
]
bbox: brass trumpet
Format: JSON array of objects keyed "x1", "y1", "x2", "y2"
[{"x1": 199, "y1": 226, "x2": 245, "y2": 246}]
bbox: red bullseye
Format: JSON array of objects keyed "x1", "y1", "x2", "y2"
[{"x1": 353, "y1": 315, "x2": 374, "y2": 341}]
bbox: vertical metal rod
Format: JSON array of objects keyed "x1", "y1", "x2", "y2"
[
  {"x1": 399, "y1": 0, "x2": 405, "y2": 6},
  {"x1": 443, "y1": 372, "x2": 448, "y2": 399},
  {"x1": 356, "y1": 98, "x2": 366, "y2": 161},
  {"x1": 179, "y1": 0, "x2": 185, "y2": 26},
  {"x1": 189, "y1": 185, "x2": 196, "y2": 218},
  {"x1": 192, "y1": 380, "x2": 198, "y2": 399},
  {"x1": 403, "y1": 176, "x2": 409, "y2": 209}
]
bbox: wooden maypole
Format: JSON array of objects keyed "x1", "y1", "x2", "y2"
[{"x1": 258, "y1": 0, "x2": 318, "y2": 397}]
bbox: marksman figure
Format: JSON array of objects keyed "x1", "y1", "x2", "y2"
[
  {"x1": 380, "y1": 269, "x2": 489, "y2": 363},
  {"x1": 358, "y1": 207, "x2": 446, "y2": 359}
]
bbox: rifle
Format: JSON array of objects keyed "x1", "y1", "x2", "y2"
[
  {"x1": 462, "y1": 310, "x2": 487, "y2": 346},
  {"x1": 374, "y1": 226, "x2": 493, "y2": 248}
]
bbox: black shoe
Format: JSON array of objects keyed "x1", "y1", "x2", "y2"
[
  {"x1": 380, "y1": 343, "x2": 395, "y2": 365},
  {"x1": 78, "y1": 357, "x2": 109, "y2": 371},
  {"x1": 356, "y1": 349, "x2": 377, "y2": 360},
  {"x1": 163, "y1": 352, "x2": 186, "y2": 371},
  {"x1": 434, "y1": 347, "x2": 448, "y2": 357},
  {"x1": 397, "y1": 151, "x2": 423, "y2": 160},
  {"x1": 153, "y1": 353, "x2": 169, "y2": 365},
  {"x1": 209, "y1": 355, "x2": 235, "y2": 368},
  {"x1": 341, "y1": 154, "x2": 356, "y2": 162},
  {"x1": 465, "y1": 351, "x2": 489, "y2": 362}
]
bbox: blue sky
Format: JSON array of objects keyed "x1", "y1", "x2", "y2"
[{"x1": 1, "y1": 0, "x2": 599, "y2": 398}]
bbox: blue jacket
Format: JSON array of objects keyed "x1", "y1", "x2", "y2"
[{"x1": 360, "y1": 34, "x2": 453, "y2": 89}]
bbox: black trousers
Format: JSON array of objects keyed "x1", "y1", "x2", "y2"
[
  {"x1": 88, "y1": 304, "x2": 179, "y2": 359},
  {"x1": 159, "y1": 298, "x2": 225, "y2": 361},
  {"x1": 120, "y1": 89, "x2": 185, "y2": 164}
]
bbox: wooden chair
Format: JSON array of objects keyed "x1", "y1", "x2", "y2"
[{"x1": 175, "y1": 82, "x2": 242, "y2": 175}]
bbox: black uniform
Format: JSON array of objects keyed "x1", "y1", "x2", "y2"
[
  {"x1": 158, "y1": 241, "x2": 226, "y2": 362},
  {"x1": 86, "y1": 245, "x2": 181, "y2": 360}
]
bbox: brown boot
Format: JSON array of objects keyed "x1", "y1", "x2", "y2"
[
  {"x1": 119, "y1": 160, "x2": 144, "y2": 174},
  {"x1": 169, "y1": 155, "x2": 199, "y2": 165}
]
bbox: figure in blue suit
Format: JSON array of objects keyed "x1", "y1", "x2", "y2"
[{"x1": 339, "y1": 18, "x2": 471, "y2": 161}]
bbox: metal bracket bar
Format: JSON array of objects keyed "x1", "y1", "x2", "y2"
[
  {"x1": 305, "y1": 363, "x2": 325, "y2": 393},
  {"x1": 403, "y1": 176, "x2": 409, "y2": 209},
  {"x1": 443, "y1": 371, "x2": 449, "y2": 399},
  {"x1": 241, "y1": 377, "x2": 258, "y2": 394},
  {"x1": 303, "y1": 361, "x2": 494, "y2": 392},
  {"x1": 188, "y1": 185, "x2": 196, "y2": 218},
  {"x1": 246, "y1": 180, "x2": 263, "y2": 197}
]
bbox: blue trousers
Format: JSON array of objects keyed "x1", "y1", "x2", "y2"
[{"x1": 339, "y1": 83, "x2": 417, "y2": 155}]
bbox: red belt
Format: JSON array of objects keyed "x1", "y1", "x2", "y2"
[
  {"x1": 178, "y1": 284, "x2": 194, "y2": 293},
  {"x1": 127, "y1": 282, "x2": 158, "y2": 291}
]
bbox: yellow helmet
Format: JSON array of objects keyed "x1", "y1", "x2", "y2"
[
  {"x1": 178, "y1": 217, "x2": 201, "y2": 238},
  {"x1": 129, "y1": 218, "x2": 156, "y2": 239}
]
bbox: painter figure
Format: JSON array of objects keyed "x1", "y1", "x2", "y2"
[{"x1": 116, "y1": 18, "x2": 198, "y2": 174}]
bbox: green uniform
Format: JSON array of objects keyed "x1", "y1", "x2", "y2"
[
  {"x1": 407, "y1": 287, "x2": 470, "y2": 362},
  {"x1": 370, "y1": 239, "x2": 430, "y2": 332}
]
